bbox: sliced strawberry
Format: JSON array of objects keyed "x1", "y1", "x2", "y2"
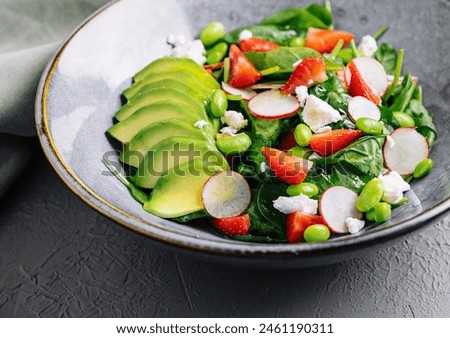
[
  {"x1": 228, "y1": 44, "x2": 262, "y2": 88},
  {"x1": 304, "y1": 28, "x2": 355, "y2": 53},
  {"x1": 309, "y1": 129, "x2": 363, "y2": 157},
  {"x1": 212, "y1": 214, "x2": 250, "y2": 236},
  {"x1": 286, "y1": 212, "x2": 326, "y2": 243},
  {"x1": 281, "y1": 57, "x2": 328, "y2": 94},
  {"x1": 346, "y1": 60, "x2": 381, "y2": 104},
  {"x1": 239, "y1": 37, "x2": 280, "y2": 52},
  {"x1": 278, "y1": 129, "x2": 297, "y2": 151},
  {"x1": 261, "y1": 147, "x2": 313, "y2": 185}
]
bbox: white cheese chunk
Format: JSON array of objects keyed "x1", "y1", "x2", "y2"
[
  {"x1": 379, "y1": 171, "x2": 411, "y2": 204},
  {"x1": 358, "y1": 35, "x2": 378, "y2": 57},
  {"x1": 295, "y1": 85, "x2": 308, "y2": 107},
  {"x1": 168, "y1": 34, "x2": 206, "y2": 65},
  {"x1": 301, "y1": 95, "x2": 343, "y2": 133},
  {"x1": 346, "y1": 217, "x2": 365, "y2": 234},
  {"x1": 194, "y1": 120, "x2": 209, "y2": 129},
  {"x1": 273, "y1": 194, "x2": 318, "y2": 215},
  {"x1": 260, "y1": 162, "x2": 268, "y2": 172},
  {"x1": 219, "y1": 126, "x2": 238, "y2": 136},
  {"x1": 239, "y1": 29, "x2": 253, "y2": 41},
  {"x1": 221, "y1": 110, "x2": 248, "y2": 130},
  {"x1": 315, "y1": 126, "x2": 332, "y2": 134}
]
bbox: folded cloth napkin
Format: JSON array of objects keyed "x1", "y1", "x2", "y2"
[{"x1": 0, "y1": 0, "x2": 108, "y2": 198}]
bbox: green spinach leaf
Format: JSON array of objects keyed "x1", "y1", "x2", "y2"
[
  {"x1": 224, "y1": 25, "x2": 297, "y2": 45},
  {"x1": 374, "y1": 43, "x2": 398, "y2": 75}
]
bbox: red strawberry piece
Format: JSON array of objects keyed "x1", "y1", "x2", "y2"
[
  {"x1": 212, "y1": 214, "x2": 251, "y2": 236},
  {"x1": 239, "y1": 37, "x2": 280, "y2": 52},
  {"x1": 309, "y1": 129, "x2": 363, "y2": 157},
  {"x1": 281, "y1": 57, "x2": 328, "y2": 94},
  {"x1": 228, "y1": 44, "x2": 262, "y2": 88},
  {"x1": 304, "y1": 28, "x2": 355, "y2": 53},
  {"x1": 278, "y1": 129, "x2": 297, "y2": 151},
  {"x1": 286, "y1": 212, "x2": 326, "y2": 243},
  {"x1": 346, "y1": 60, "x2": 381, "y2": 104},
  {"x1": 261, "y1": 147, "x2": 312, "y2": 185}
]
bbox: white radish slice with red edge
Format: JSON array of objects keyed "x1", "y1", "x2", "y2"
[
  {"x1": 248, "y1": 90, "x2": 300, "y2": 120},
  {"x1": 202, "y1": 171, "x2": 251, "y2": 219},
  {"x1": 352, "y1": 57, "x2": 388, "y2": 97},
  {"x1": 348, "y1": 96, "x2": 381, "y2": 122},
  {"x1": 383, "y1": 128, "x2": 429, "y2": 176},
  {"x1": 319, "y1": 186, "x2": 363, "y2": 234},
  {"x1": 221, "y1": 82, "x2": 257, "y2": 100}
]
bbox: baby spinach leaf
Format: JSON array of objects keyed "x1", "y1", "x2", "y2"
[
  {"x1": 245, "y1": 47, "x2": 320, "y2": 77},
  {"x1": 224, "y1": 25, "x2": 297, "y2": 45},
  {"x1": 374, "y1": 43, "x2": 398, "y2": 75},
  {"x1": 260, "y1": 6, "x2": 330, "y2": 31},
  {"x1": 406, "y1": 98, "x2": 437, "y2": 148},
  {"x1": 309, "y1": 72, "x2": 350, "y2": 112},
  {"x1": 172, "y1": 210, "x2": 210, "y2": 223},
  {"x1": 257, "y1": 183, "x2": 289, "y2": 227}
]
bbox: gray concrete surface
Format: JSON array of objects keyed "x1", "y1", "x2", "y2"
[{"x1": 0, "y1": 148, "x2": 448, "y2": 317}]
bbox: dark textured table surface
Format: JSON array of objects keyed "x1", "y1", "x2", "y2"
[{"x1": 0, "y1": 141, "x2": 448, "y2": 318}]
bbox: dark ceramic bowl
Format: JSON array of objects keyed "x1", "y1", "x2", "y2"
[{"x1": 35, "y1": 0, "x2": 450, "y2": 268}]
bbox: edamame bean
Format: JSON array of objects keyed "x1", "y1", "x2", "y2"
[
  {"x1": 290, "y1": 37, "x2": 305, "y2": 47},
  {"x1": 304, "y1": 224, "x2": 330, "y2": 243},
  {"x1": 393, "y1": 112, "x2": 415, "y2": 128},
  {"x1": 356, "y1": 179, "x2": 384, "y2": 212},
  {"x1": 356, "y1": 118, "x2": 384, "y2": 135},
  {"x1": 286, "y1": 183, "x2": 319, "y2": 197},
  {"x1": 210, "y1": 89, "x2": 228, "y2": 118},
  {"x1": 365, "y1": 209, "x2": 376, "y2": 222},
  {"x1": 206, "y1": 42, "x2": 228, "y2": 65},
  {"x1": 200, "y1": 22, "x2": 225, "y2": 46},
  {"x1": 294, "y1": 124, "x2": 312, "y2": 147},
  {"x1": 287, "y1": 146, "x2": 312, "y2": 159},
  {"x1": 413, "y1": 158, "x2": 433, "y2": 179},
  {"x1": 216, "y1": 133, "x2": 251, "y2": 155},
  {"x1": 374, "y1": 202, "x2": 392, "y2": 224}
]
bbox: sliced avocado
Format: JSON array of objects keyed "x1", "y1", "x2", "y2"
[
  {"x1": 115, "y1": 87, "x2": 206, "y2": 122},
  {"x1": 120, "y1": 119, "x2": 215, "y2": 168},
  {"x1": 123, "y1": 78, "x2": 211, "y2": 102},
  {"x1": 107, "y1": 102, "x2": 208, "y2": 143},
  {"x1": 143, "y1": 158, "x2": 225, "y2": 218},
  {"x1": 134, "y1": 57, "x2": 219, "y2": 90},
  {"x1": 124, "y1": 70, "x2": 215, "y2": 101},
  {"x1": 131, "y1": 136, "x2": 228, "y2": 189}
]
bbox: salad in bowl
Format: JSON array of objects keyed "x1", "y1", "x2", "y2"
[{"x1": 105, "y1": 0, "x2": 437, "y2": 245}]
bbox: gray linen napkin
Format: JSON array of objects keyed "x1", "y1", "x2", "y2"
[{"x1": 0, "y1": 0, "x2": 108, "y2": 198}]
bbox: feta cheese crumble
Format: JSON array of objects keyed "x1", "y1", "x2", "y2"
[
  {"x1": 295, "y1": 85, "x2": 308, "y2": 107},
  {"x1": 219, "y1": 126, "x2": 238, "y2": 136},
  {"x1": 260, "y1": 162, "x2": 268, "y2": 172},
  {"x1": 379, "y1": 171, "x2": 411, "y2": 204},
  {"x1": 167, "y1": 34, "x2": 206, "y2": 65},
  {"x1": 221, "y1": 110, "x2": 248, "y2": 130},
  {"x1": 273, "y1": 194, "x2": 318, "y2": 215},
  {"x1": 239, "y1": 29, "x2": 253, "y2": 41},
  {"x1": 194, "y1": 120, "x2": 209, "y2": 129},
  {"x1": 358, "y1": 35, "x2": 378, "y2": 57},
  {"x1": 315, "y1": 126, "x2": 332, "y2": 134},
  {"x1": 301, "y1": 95, "x2": 343, "y2": 133},
  {"x1": 345, "y1": 217, "x2": 365, "y2": 234}
]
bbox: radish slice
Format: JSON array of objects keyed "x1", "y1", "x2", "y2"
[
  {"x1": 202, "y1": 171, "x2": 251, "y2": 218},
  {"x1": 248, "y1": 90, "x2": 300, "y2": 120},
  {"x1": 319, "y1": 186, "x2": 363, "y2": 234},
  {"x1": 348, "y1": 96, "x2": 381, "y2": 122},
  {"x1": 343, "y1": 66, "x2": 351, "y2": 89},
  {"x1": 383, "y1": 128, "x2": 429, "y2": 176},
  {"x1": 222, "y1": 82, "x2": 257, "y2": 100},
  {"x1": 250, "y1": 83, "x2": 284, "y2": 90},
  {"x1": 352, "y1": 57, "x2": 388, "y2": 97}
]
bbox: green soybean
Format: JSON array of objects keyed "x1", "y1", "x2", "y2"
[
  {"x1": 356, "y1": 118, "x2": 384, "y2": 135},
  {"x1": 393, "y1": 112, "x2": 415, "y2": 128},
  {"x1": 200, "y1": 22, "x2": 225, "y2": 46},
  {"x1": 289, "y1": 37, "x2": 305, "y2": 47},
  {"x1": 304, "y1": 224, "x2": 330, "y2": 243},
  {"x1": 413, "y1": 158, "x2": 433, "y2": 179},
  {"x1": 287, "y1": 146, "x2": 312, "y2": 159},
  {"x1": 206, "y1": 42, "x2": 228, "y2": 65},
  {"x1": 365, "y1": 209, "x2": 376, "y2": 222},
  {"x1": 210, "y1": 89, "x2": 228, "y2": 118},
  {"x1": 374, "y1": 202, "x2": 392, "y2": 224},
  {"x1": 216, "y1": 133, "x2": 251, "y2": 155},
  {"x1": 356, "y1": 179, "x2": 384, "y2": 212},
  {"x1": 286, "y1": 183, "x2": 319, "y2": 197},
  {"x1": 294, "y1": 124, "x2": 312, "y2": 147}
]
